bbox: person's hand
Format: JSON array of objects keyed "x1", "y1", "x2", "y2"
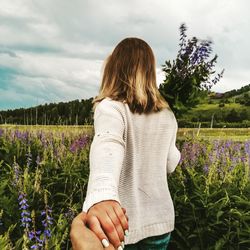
[
  {"x1": 70, "y1": 211, "x2": 115, "y2": 250},
  {"x1": 86, "y1": 200, "x2": 129, "y2": 250}
]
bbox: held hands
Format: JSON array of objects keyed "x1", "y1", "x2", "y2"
[
  {"x1": 86, "y1": 200, "x2": 129, "y2": 250},
  {"x1": 70, "y1": 212, "x2": 108, "y2": 250}
]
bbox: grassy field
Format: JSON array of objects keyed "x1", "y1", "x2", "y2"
[
  {"x1": 178, "y1": 128, "x2": 250, "y2": 141},
  {"x1": 192, "y1": 102, "x2": 243, "y2": 111},
  {"x1": 0, "y1": 125, "x2": 249, "y2": 249},
  {"x1": 1, "y1": 124, "x2": 249, "y2": 141}
]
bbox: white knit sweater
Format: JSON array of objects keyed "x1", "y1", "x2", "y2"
[{"x1": 82, "y1": 97, "x2": 181, "y2": 245}]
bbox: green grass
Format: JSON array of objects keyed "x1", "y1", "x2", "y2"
[
  {"x1": 1, "y1": 124, "x2": 249, "y2": 141},
  {"x1": 192, "y1": 102, "x2": 242, "y2": 111},
  {"x1": 178, "y1": 128, "x2": 250, "y2": 141}
]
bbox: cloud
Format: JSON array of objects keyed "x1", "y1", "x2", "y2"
[{"x1": 0, "y1": 0, "x2": 249, "y2": 110}]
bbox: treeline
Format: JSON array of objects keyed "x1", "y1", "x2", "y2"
[
  {"x1": 223, "y1": 83, "x2": 250, "y2": 98},
  {"x1": 1, "y1": 92, "x2": 250, "y2": 127},
  {"x1": 0, "y1": 98, "x2": 94, "y2": 125},
  {"x1": 179, "y1": 107, "x2": 250, "y2": 128}
]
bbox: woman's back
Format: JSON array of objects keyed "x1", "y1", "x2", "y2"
[{"x1": 83, "y1": 97, "x2": 181, "y2": 245}]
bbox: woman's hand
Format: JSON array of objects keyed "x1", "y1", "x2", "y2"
[
  {"x1": 70, "y1": 211, "x2": 115, "y2": 250},
  {"x1": 86, "y1": 200, "x2": 129, "y2": 250}
]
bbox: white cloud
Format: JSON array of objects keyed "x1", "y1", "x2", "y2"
[{"x1": 0, "y1": 0, "x2": 249, "y2": 110}]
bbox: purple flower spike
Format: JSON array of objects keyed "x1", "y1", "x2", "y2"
[
  {"x1": 18, "y1": 192, "x2": 31, "y2": 229},
  {"x1": 41, "y1": 205, "x2": 53, "y2": 241},
  {"x1": 25, "y1": 150, "x2": 32, "y2": 167},
  {"x1": 0, "y1": 128, "x2": 4, "y2": 137}
]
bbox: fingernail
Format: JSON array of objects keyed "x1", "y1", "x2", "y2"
[
  {"x1": 118, "y1": 246, "x2": 123, "y2": 250},
  {"x1": 124, "y1": 229, "x2": 129, "y2": 236},
  {"x1": 102, "y1": 239, "x2": 109, "y2": 248},
  {"x1": 121, "y1": 241, "x2": 125, "y2": 248}
]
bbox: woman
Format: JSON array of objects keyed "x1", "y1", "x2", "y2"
[{"x1": 71, "y1": 37, "x2": 181, "y2": 250}]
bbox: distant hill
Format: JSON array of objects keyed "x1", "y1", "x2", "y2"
[
  {"x1": 209, "y1": 83, "x2": 250, "y2": 100},
  {"x1": 179, "y1": 83, "x2": 250, "y2": 128},
  {"x1": 0, "y1": 84, "x2": 249, "y2": 127}
]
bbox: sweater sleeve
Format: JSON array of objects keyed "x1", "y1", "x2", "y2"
[
  {"x1": 167, "y1": 114, "x2": 181, "y2": 174},
  {"x1": 82, "y1": 100, "x2": 125, "y2": 213}
]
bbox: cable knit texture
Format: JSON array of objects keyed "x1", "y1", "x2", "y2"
[{"x1": 82, "y1": 97, "x2": 181, "y2": 245}]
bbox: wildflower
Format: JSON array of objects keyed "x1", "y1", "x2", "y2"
[
  {"x1": 70, "y1": 135, "x2": 89, "y2": 153},
  {"x1": 18, "y1": 192, "x2": 32, "y2": 228},
  {"x1": 35, "y1": 155, "x2": 41, "y2": 166},
  {"x1": 29, "y1": 210, "x2": 43, "y2": 249},
  {"x1": 64, "y1": 208, "x2": 75, "y2": 222},
  {"x1": 25, "y1": 148, "x2": 32, "y2": 167},
  {"x1": 0, "y1": 209, "x2": 3, "y2": 226},
  {"x1": 12, "y1": 158, "x2": 20, "y2": 187},
  {"x1": 203, "y1": 164, "x2": 209, "y2": 174},
  {"x1": 41, "y1": 206, "x2": 53, "y2": 239},
  {"x1": 0, "y1": 128, "x2": 4, "y2": 137},
  {"x1": 41, "y1": 191, "x2": 53, "y2": 242}
]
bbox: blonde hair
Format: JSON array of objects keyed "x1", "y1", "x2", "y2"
[{"x1": 92, "y1": 37, "x2": 169, "y2": 114}]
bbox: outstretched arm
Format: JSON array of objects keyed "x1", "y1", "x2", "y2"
[{"x1": 82, "y1": 99, "x2": 129, "y2": 249}]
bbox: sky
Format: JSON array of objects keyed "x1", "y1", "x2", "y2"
[{"x1": 0, "y1": 0, "x2": 249, "y2": 111}]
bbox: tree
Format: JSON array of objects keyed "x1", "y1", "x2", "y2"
[
  {"x1": 226, "y1": 109, "x2": 240, "y2": 122},
  {"x1": 159, "y1": 23, "x2": 224, "y2": 117}
]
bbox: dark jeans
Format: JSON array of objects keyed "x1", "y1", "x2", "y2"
[{"x1": 124, "y1": 232, "x2": 171, "y2": 250}]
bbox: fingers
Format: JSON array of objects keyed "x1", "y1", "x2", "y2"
[
  {"x1": 122, "y1": 207, "x2": 129, "y2": 223},
  {"x1": 87, "y1": 214, "x2": 111, "y2": 248},
  {"x1": 70, "y1": 212, "x2": 104, "y2": 250},
  {"x1": 113, "y1": 205, "x2": 129, "y2": 235},
  {"x1": 100, "y1": 213, "x2": 123, "y2": 249},
  {"x1": 107, "y1": 208, "x2": 125, "y2": 244},
  {"x1": 87, "y1": 213, "x2": 123, "y2": 249},
  {"x1": 86, "y1": 201, "x2": 129, "y2": 249}
]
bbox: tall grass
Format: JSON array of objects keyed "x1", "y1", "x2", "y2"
[{"x1": 0, "y1": 126, "x2": 249, "y2": 249}]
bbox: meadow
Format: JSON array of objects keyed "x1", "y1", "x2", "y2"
[{"x1": 0, "y1": 125, "x2": 249, "y2": 249}]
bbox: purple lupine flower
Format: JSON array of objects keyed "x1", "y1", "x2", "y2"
[
  {"x1": 0, "y1": 128, "x2": 4, "y2": 137},
  {"x1": 14, "y1": 129, "x2": 23, "y2": 140},
  {"x1": 64, "y1": 208, "x2": 75, "y2": 222},
  {"x1": 0, "y1": 209, "x2": 3, "y2": 226},
  {"x1": 28, "y1": 230, "x2": 43, "y2": 248},
  {"x1": 70, "y1": 135, "x2": 89, "y2": 153},
  {"x1": 35, "y1": 155, "x2": 41, "y2": 166},
  {"x1": 25, "y1": 150, "x2": 32, "y2": 167},
  {"x1": 18, "y1": 192, "x2": 31, "y2": 228},
  {"x1": 41, "y1": 206, "x2": 53, "y2": 240},
  {"x1": 203, "y1": 164, "x2": 209, "y2": 174},
  {"x1": 28, "y1": 209, "x2": 44, "y2": 249},
  {"x1": 178, "y1": 23, "x2": 187, "y2": 53},
  {"x1": 37, "y1": 130, "x2": 47, "y2": 148},
  {"x1": 22, "y1": 131, "x2": 29, "y2": 140},
  {"x1": 12, "y1": 160, "x2": 20, "y2": 187},
  {"x1": 244, "y1": 141, "x2": 250, "y2": 155}
]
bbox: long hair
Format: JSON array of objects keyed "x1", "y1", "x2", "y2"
[{"x1": 92, "y1": 37, "x2": 169, "y2": 114}]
